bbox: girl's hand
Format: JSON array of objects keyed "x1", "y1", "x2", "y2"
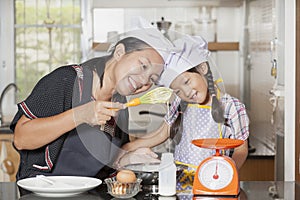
[
  {"x1": 121, "y1": 142, "x2": 134, "y2": 152},
  {"x1": 73, "y1": 101, "x2": 125, "y2": 126}
]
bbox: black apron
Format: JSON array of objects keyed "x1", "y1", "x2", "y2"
[{"x1": 51, "y1": 62, "x2": 128, "y2": 177}]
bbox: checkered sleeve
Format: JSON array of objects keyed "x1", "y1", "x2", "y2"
[
  {"x1": 164, "y1": 94, "x2": 181, "y2": 125},
  {"x1": 222, "y1": 94, "x2": 250, "y2": 141}
]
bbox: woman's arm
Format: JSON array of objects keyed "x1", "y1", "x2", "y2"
[
  {"x1": 14, "y1": 101, "x2": 124, "y2": 150},
  {"x1": 14, "y1": 111, "x2": 75, "y2": 150},
  {"x1": 122, "y1": 121, "x2": 170, "y2": 152}
]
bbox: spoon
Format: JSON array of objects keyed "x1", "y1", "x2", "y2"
[
  {"x1": 36, "y1": 175, "x2": 86, "y2": 188},
  {"x1": 36, "y1": 175, "x2": 55, "y2": 185},
  {"x1": 36, "y1": 175, "x2": 79, "y2": 188}
]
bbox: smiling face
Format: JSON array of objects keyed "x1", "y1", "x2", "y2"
[
  {"x1": 114, "y1": 47, "x2": 164, "y2": 96},
  {"x1": 170, "y1": 70, "x2": 209, "y2": 104}
]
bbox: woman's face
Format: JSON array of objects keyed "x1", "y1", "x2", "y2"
[
  {"x1": 115, "y1": 48, "x2": 164, "y2": 96},
  {"x1": 170, "y1": 71, "x2": 208, "y2": 104}
]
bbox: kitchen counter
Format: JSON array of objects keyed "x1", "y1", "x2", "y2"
[
  {"x1": 0, "y1": 121, "x2": 277, "y2": 182},
  {"x1": 1, "y1": 181, "x2": 299, "y2": 200},
  {"x1": 248, "y1": 122, "x2": 275, "y2": 157}
]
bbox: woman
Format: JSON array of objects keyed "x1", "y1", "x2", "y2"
[{"x1": 11, "y1": 27, "x2": 173, "y2": 188}]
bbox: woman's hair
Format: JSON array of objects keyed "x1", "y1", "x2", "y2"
[
  {"x1": 96, "y1": 37, "x2": 152, "y2": 87},
  {"x1": 109, "y1": 37, "x2": 152, "y2": 57}
]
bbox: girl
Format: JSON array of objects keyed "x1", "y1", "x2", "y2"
[
  {"x1": 11, "y1": 26, "x2": 173, "y2": 193},
  {"x1": 121, "y1": 35, "x2": 249, "y2": 190}
]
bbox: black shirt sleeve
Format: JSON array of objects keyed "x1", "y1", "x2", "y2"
[{"x1": 11, "y1": 65, "x2": 77, "y2": 130}]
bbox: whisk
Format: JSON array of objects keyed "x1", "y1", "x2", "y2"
[
  {"x1": 126, "y1": 87, "x2": 173, "y2": 107},
  {"x1": 100, "y1": 87, "x2": 172, "y2": 132}
]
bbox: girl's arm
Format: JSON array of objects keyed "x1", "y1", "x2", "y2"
[
  {"x1": 232, "y1": 139, "x2": 248, "y2": 170},
  {"x1": 122, "y1": 94, "x2": 181, "y2": 152},
  {"x1": 122, "y1": 121, "x2": 170, "y2": 152},
  {"x1": 224, "y1": 95, "x2": 249, "y2": 169}
]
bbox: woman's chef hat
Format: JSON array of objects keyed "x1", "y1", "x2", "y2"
[
  {"x1": 159, "y1": 35, "x2": 209, "y2": 87},
  {"x1": 111, "y1": 17, "x2": 174, "y2": 62}
]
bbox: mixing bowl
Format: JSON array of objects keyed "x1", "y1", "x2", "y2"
[{"x1": 105, "y1": 176, "x2": 142, "y2": 199}]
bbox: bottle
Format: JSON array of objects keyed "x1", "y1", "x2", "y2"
[{"x1": 159, "y1": 152, "x2": 176, "y2": 196}]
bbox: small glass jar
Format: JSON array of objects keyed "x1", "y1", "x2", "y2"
[
  {"x1": 175, "y1": 21, "x2": 193, "y2": 35},
  {"x1": 193, "y1": 6, "x2": 217, "y2": 42}
]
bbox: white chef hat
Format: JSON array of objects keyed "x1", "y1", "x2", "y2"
[
  {"x1": 159, "y1": 35, "x2": 209, "y2": 87},
  {"x1": 110, "y1": 17, "x2": 174, "y2": 62}
]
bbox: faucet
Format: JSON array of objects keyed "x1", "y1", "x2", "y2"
[{"x1": 0, "y1": 83, "x2": 18, "y2": 127}]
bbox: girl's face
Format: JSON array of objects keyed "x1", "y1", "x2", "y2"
[
  {"x1": 114, "y1": 47, "x2": 164, "y2": 96},
  {"x1": 170, "y1": 71, "x2": 209, "y2": 104}
]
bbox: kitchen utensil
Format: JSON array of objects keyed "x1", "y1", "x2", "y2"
[
  {"x1": 36, "y1": 175, "x2": 82, "y2": 188},
  {"x1": 156, "y1": 17, "x2": 172, "y2": 39},
  {"x1": 1, "y1": 158, "x2": 14, "y2": 175},
  {"x1": 101, "y1": 87, "x2": 171, "y2": 131},
  {"x1": 192, "y1": 138, "x2": 243, "y2": 196},
  {"x1": 139, "y1": 110, "x2": 165, "y2": 117},
  {"x1": 126, "y1": 87, "x2": 172, "y2": 107},
  {"x1": 0, "y1": 140, "x2": 10, "y2": 181}
]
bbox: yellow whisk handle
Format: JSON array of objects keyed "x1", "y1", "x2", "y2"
[{"x1": 126, "y1": 98, "x2": 141, "y2": 107}]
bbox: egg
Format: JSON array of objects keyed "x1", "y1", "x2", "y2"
[{"x1": 116, "y1": 169, "x2": 137, "y2": 183}]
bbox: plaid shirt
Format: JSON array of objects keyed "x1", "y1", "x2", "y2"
[{"x1": 164, "y1": 93, "x2": 249, "y2": 140}]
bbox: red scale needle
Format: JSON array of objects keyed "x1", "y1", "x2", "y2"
[{"x1": 213, "y1": 162, "x2": 219, "y2": 179}]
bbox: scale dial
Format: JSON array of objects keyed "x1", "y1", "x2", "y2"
[{"x1": 198, "y1": 158, "x2": 234, "y2": 190}]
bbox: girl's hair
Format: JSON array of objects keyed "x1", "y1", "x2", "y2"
[
  {"x1": 95, "y1": 37, "x2": 151, "y2": 87},
  {"x1": 169, "y1": 62, "x2": 225, "y2": 141},
  {"x1": 190, "y1": 62, "x2": 225, "y2": 123}
]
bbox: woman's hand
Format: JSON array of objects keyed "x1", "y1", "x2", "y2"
[{"x1": 73, "y1": 101, "x2": 125, "y2": 126}]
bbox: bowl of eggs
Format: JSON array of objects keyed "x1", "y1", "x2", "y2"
[{"x1": 105, "y1": 170, "x2": 142, "y2": 199}]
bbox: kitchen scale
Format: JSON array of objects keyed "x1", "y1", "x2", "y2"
[{"x1": 191, "y1": 138, "x2": 244, "y2": 197}]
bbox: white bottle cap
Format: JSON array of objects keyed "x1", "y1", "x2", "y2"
[{"x1": 161, "y1": 153, "x2": 174, "y2": 163}]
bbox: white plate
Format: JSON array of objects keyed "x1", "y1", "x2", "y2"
[{"x1": 17, "y1": 176, "x2": 102, "y2": 197}]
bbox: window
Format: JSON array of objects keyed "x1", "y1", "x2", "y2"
[{"x1": 15, "y1": 0, "x2": 82, "y2": 101}]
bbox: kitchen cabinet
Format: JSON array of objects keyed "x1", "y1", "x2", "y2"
[
  {"x1": 0, "y1": 133, "x2": 19, "y2": 182},
  {"x1": 239, "y1": 156, "x2": 274, "y2": 181},
  {"x1": 239, "y1": 133, "x2": 275, "y2": 181}
]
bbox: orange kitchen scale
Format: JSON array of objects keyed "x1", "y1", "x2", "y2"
[{"x1": 191, "y1": 138, "x2": 244, "y2": 198}]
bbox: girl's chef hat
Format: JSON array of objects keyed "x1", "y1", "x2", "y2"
[{"x1": 159, "y1": 35, "x2": 209, "y2": 87}]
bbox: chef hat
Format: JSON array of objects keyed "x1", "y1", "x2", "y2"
[
  {"x1": 159, "y1": 35, "x2": 209, "y2": 87},
  {"x1": 111, "y1": 17, "x2": 174, "y2": 62}
]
